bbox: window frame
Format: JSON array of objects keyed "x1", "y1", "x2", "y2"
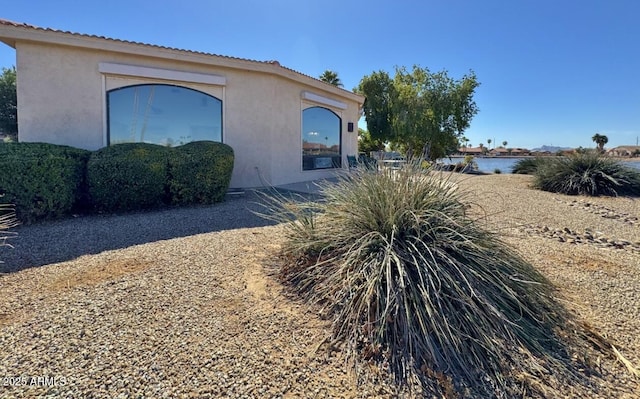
[
  {"x1": 100, "y1": 64, "x2": 226, "y2": 147},
  {"x1": 105, "y1": 83, "x2": 223, "y2": 146},
  {"x1": 301, "y1": 105, "x2": 342, "y2": 171}
]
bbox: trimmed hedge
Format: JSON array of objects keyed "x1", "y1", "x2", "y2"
[
  {"x1": 87, "y1": 141, "x2": 235, "y2": 212},
  {"x1": 2, "y1": 141, "x2": 235, "y2": 222},
  {"x1": 168, "y1": 141, "x2": 234, "y2": 205},
  {"x1": 87, "y1": 143, "x2": 170, "y2": 212},
  {"x1": 0, "y1": 142, "x2": 90, "y2": 223}
]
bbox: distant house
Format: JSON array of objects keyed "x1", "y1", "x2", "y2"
[
  {"x1": 458, "y1": 146, "x2": 485, "y2": 155},
  {"x1": 489, "y1": 147, "x2": 509, "y2": 156},
  {"x1": 0, "y1": 19, "x2": 364, "y2": 189},
  {"x1": 606, "y1": 146, "x2": 640, "y2": 157},
  {"x1": 531, "y1": 150, "x2": 552, "y2": 156},
  {"x1": 510, "y1": 148, "x2": 531, "y2": 156},
  {"x1": 558, "y1": 149, "x2": 577, "y2": 156}
]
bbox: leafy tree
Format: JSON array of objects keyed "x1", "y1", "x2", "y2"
[
  {"x1": 591, "y1": 133, "x2": 608, "y2": 152},
  {"x1": 319, "y1": 70, "x2": 343, "y2": 87},
  {"x1": 356, "y1": 66, "x2": 479, "y2": 160},
  {"x1": 355, "y1": 70, "x2": 395, "y2": 144},
  {"x1": 0, "y1": 66, "x2": 17, "y2": 141},
  {"x1": 357, "y1": 128, "x2": 385, "y2": 155}
]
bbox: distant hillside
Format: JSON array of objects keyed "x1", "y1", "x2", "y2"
[{"x1": 531, "y1": 145, "x2": 572, "y2": 153}]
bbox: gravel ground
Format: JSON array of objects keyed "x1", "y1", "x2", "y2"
[
  {"x1": 0, "y1": 192, "x2": 276, "y2": 273},
  {"x1": 1, "y1": 175, "x2": 639, "y2": 398}
]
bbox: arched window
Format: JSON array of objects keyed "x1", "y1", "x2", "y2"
[
  {"x1": 107, "y1": 84, "x2": 222, "y2": 146},
  {"x1": 302, "y1": 107, "x2": 341, "y2": 170}
]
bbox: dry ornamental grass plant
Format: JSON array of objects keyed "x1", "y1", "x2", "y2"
[
  {"x1": 0, "y1": 203, "x2": 18, "y2": 257},
  {"x1": 256, "y1": 163, "x2": 615, "y2": 397},
  {"x1": 533, "y1": 153, "x2": 640, "y2": 196}
]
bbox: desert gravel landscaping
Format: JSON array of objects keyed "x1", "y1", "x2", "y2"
[{"x1": 0, "y1": 173, "x2": 639, "y2": 398}]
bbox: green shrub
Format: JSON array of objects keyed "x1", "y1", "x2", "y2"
[
  {"x1": 0, "y1": 142, "x2": 90, "y2": 223},
  {"x1": 168, "y1": 141, "x2": 234, "y2": 205},
  {"x1": 87, "y1": 143, "x2": 170, "y2": 212},
  {"x1": 533, "y1": 153, "x2": 640, "y2": 196},
  {"x1": 258, "y1": 164, "x2": 585, "y2": 397},
  {"x1": 494, "y1": 168, "x2": 502, "y2": 174},
  {"x1": 512, "y1": 157, "x2": 545, "y2": 174}
]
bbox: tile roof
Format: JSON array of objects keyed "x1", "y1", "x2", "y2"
[
  {"x1": 0, "y1": 18, "x2": 263, "y2": 62},
  {"x1": 0, "y1": 18, "x2": 360, "y2": 97}
]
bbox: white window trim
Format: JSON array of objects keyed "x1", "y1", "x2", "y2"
[
  {"x1": 99, "y1": 63, "x2": 226, "y2": 86},
  {"x1": 301, "y1": 91, "x2": 347, "y2": 110}
]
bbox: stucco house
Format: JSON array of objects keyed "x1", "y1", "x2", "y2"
[
  {"x1": 0, "y1": 19, "x2": 364, "y2": 189},
  {"x1": 606, "y1": 146, "x2": 640, "y2": 158},
  {"x1": 457, "y1": 146, "x2": 485, "y2": 155},
  {"x1": 488, "y1": 147, "x2": 509, "y2": 156}
]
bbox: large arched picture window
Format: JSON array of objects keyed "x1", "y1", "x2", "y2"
[
  {"x1": 107, "y1": 84, "x2": 222, "y2": 146},
  {"x1": 302, "y1": 106, "x2": 341, "y2": 170}
]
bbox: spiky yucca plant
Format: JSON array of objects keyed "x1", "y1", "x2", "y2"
[
  {"x1": 258, "y1": 165, "x2": 585, "y2": 397},
  {"x1": 0, "y1": 203, "x2": 18, "y2": 254},
  {"x1": 512, "y1": 157, "x2": 546, "y2": 175},
  {"x1": 533, "y1": 153, "x2": 640, "y2": 196}
]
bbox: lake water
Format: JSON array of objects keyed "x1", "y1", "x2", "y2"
[{"x1": 440, "y1": 157, "x2": 640, "y2": 173}]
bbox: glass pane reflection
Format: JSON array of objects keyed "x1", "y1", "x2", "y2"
[
  {"x1": 108, "y1": 84, "x2": 222, "y2": 146},
  {"x1": 302, "y1": 107, "x2": 341, "y2": 170}
]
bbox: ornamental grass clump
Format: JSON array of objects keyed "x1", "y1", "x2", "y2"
[
  {"x1": 533, "y1": 153, "x2": 640, "y2": 196},
  {"x1": 0, "y1": 203, "x2": 18, "y2": 259},
  {"x1": 511, "y1": 157, "x2": 545, "y2": 174},
  {"x1": 258, "y1": 164, "x2": 588, "y2": 397}
]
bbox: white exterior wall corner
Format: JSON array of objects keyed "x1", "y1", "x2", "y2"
[{"x1": 5, "y1": 28, "x2": 363, "y2": 188}]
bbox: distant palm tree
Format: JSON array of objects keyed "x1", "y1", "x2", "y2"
[
  {"x1": 502, "y1": 140, "x2": 508, "y2": 148},
  {"x1": 460, "y1": 136, "x2": 469, "y2": 152},
  {"x1": 592, "y1": 133, "x2": 608, "y2": 152},
  {"x1": 487, "y1": 139, "x2": 492, "y2": 149},
  {"x1": 319, "y1": 70, "x2": 343, "y2": 87}
]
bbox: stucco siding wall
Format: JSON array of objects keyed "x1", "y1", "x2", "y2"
[
  {"x1": 223, "y1": 70, "x2": 277, "y2": 187},
  {"x1": 16, "y1": 43, "x2": 105, "y2": 150},
  {"x1": 13, "y1": 41, "x2": 361, "y2": 188}
]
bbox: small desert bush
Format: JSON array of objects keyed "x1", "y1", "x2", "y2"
[
  {"x1": 512, "y1": 157, "x2": 545, "y2": 174},
  {"x1": 258, "y1": 164, "x2": 583, "y2": 397},
  {"x1": 533, "y1": 153, "x2": 640, "y2": 196}
]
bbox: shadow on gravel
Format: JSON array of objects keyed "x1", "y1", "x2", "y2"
[{"x1": 0, "y1": 191, "x2": 303, "y2": 273}]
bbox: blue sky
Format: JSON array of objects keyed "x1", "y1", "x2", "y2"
[{"x1": 1, "y1": 0, "x2": 639, "y2": 150}]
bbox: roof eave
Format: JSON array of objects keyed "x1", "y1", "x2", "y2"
[{"x1": 0, "y1": 22, "x2": 365, "y2": 105}]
